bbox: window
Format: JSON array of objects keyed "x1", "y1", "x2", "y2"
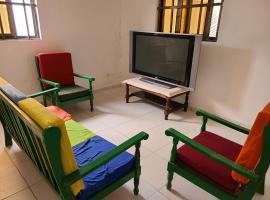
[
  {"x1": 158, "y1": 0, "x2": 224, "y2": 41},
  {"x1": 0, "y1": 0, "x2": 40, "y2": 40}
]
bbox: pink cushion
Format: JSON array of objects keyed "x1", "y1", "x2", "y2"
[
  {"x1": 176, "y1": 131, "x2": 242, "y2": 193},
  {"x1": 38, "y1": 52, "x2": 75, "y2": 89}
]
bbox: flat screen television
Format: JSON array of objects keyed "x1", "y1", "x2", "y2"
[{"x1": 130, "y1": 31, "x2": 202, "y2": 89}]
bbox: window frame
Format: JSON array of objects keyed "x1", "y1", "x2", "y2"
[
  {"x1": 0, "y1": 0, "x2": 40, "y2": 40},
  {"x1": 157, "y1": 0, "x2": 224, "y2": 42}
]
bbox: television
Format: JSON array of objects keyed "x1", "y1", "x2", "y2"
[{"x1": 129, "y1": 31, "x2": 202, "y2": 89}]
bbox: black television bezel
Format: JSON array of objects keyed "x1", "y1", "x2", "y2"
[{"x1": 131, "y1": 31, "x2": 195, "y2": 87}]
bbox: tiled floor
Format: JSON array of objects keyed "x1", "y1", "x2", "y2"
[{"x1": 0, "y1": 85, "x2": 269, "y2": 200}]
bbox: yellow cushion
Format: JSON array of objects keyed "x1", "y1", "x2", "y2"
[
  {"x1": 0, "y1": 77, "x2": 7, "y2": 86},
  {"x1": 18, "y1": 98, "x2": 84, "y2": 195}
]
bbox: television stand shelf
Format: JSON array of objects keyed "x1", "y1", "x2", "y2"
[{"x1": 123, "y1": 78, "x2": 191, "y2": 120}]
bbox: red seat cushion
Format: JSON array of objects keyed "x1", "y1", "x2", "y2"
[
  {"x1": 38, "y1": 52, "x2": 75, "y2": 89},
  {"x1": 176, "y1": 131, "x2": 242, "y2": 193}
]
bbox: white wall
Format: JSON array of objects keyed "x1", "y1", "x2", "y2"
[
  {"x1": 191, "y1": 0, "x2": 270, "y2": 126},
  {"x1": 0, "y1": 0, "x2": 122, "y2": 94}
]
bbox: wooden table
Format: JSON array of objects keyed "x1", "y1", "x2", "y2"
[{"x1": 123, "y1": 78, "x2": 191, "y2": 120}]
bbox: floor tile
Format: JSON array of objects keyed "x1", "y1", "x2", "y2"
[
  {"x1": 5, "y1": 142, "x2": 30, "y2": 166},
  {"x1": 160, "y1": 175, "x2": 217, "y2": 200},
  {"x1": 78, "y1": 116, "x2": 110, "y2": 133},
  {"x1": 114, "y1": 115, "x2": 160, "y2": 138},
  {"x1": 124, "y1": 178, "x2": 157, "y2": 199},
  {"x1": 105, "y1": 186, "x2": 143, "y2": 200},
  {"x1": 31, "y1": 180, "x2": 61, "y2": 200},
  {"x1": 141, "y1": 154, "x2": 168, "y2": 190},
  {"x1": 5, "y1": 188, "x2": 36, "y2": 200},
  {"x1": 156, "y1": 144, "x2": 172, "y2": 161},
  {"x1": 0, "y1": 166, "x2": 28, "y2": 199},
  {"x1": 127, "y1": 145, "x2": 153, "y2": 159},
  {"x1": 93, "y1": 112, "x2": 134, "y2": 127},
  {"x1": 0, "y1": 150, "x2": 14, "y2": 171},
  {"x1": 96, "y1": 128, "x2": 128, "y2": 145},
  {"x1": 148, "y1": 192, "x2": 168, "y2": 200},
  {"x1": 141, "y1": 125, "x2": 172, "y2": 152},
  {"x1": 15, "y1": 159, "x2": 43, "y2": 186}
]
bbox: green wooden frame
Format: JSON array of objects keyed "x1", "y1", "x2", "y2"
[
  {"x1": 165, "y1": 109, "x2": 270, "y2": 200},
  {"x1": 0, "y1": 90, "x2": 149, "y2": 200},
  {"x1": 35, "y1": 56, "x2": 95, "y2": 111}
]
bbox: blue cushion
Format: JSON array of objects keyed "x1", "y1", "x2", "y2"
[
  {"x1": 0, "y1": 83, "x2": 27, "y2": 104},
  {"x1": 73, "y1": 136, "x2": 135, "y2": 200}
]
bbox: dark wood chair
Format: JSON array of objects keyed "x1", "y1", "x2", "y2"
[
  {"x1": 35, "y1": 52, "x2": 95, "y2": 111},
  {"x1": 165, "y1": 108, "x2": 270, "y2": 200}
]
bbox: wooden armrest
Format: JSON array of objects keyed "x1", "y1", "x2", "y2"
[
  {"x1": 196, "y1": 110, "x2": 250, "y2": 134},
  {"x1": 61, "y1": 132, "x2": 149, "y2": 188},
  {"x1": 73, "y1": 73, "x2": 95, "y2": 81},
  {"x1": 28, "y1": 88, "x2": 59, "y2": 98},
  {"x1": 39, "y1": 78, "x2": 60, "y2": 88},
  {"x1": 165, "y1": 128, "x2": 258, "y2": 181}
]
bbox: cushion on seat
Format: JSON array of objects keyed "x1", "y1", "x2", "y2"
[
  {"x1": 46, "y1": 85, "x2": 89, "y2": 101},
  {"x1": 65, "y1": 120, "x2": 96, "y2": 147},
  {"x1": 46, "y1": 106, "x2": 72, "y2": 121},
  {"x1": 232, "y1": 110, "x2": 270, "y2": 184},
  {"x1": 73, "y1": 136, "x2": 135, "y2": 200},
  {"x1": 177, "y1": 131, "x2": 242, "y2": 193},
  {"x1": 0, "y1": 83, "x2": 27, "y2": 104},
  {"x1": 18, "y1": 98, "x2": 84, "y2": 196},
  {"x1": 38, "y1": 52, "x2": 75, "y2": 89}
]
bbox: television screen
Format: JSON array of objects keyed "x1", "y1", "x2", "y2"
[
  {"x1": 135, "y1": 35, "x2": 190, "y2": 84},
  {"x1": 131, "y1": 31, "x2": 200, "y2": 87}
]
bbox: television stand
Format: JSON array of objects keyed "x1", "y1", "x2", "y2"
[
  {"x1": 139, "y1": 77, "x2": 177, "y2": 89},
  {"x1": 123, "y1": 77, "x2": 191, "y2": 120}
]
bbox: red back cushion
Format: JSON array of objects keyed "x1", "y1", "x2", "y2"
[
  {"x1": 38, "y1": 52, "x2": 75, "y2": 89},
  {"x1": 232, "y1": 103, "x2": 270, "y2": 184}
]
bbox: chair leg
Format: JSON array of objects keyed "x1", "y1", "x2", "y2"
[
  {"x1": 90, "y1": 94, "x2": 94, "y2": 112},
  {"x1": 4, "y1": 128, "x2": 12, "y2": 147},
  {"x1": 133, "y1": 175, "x2": 140, "y2": 195},
  {"x1": 167, "y1": 170, "x2": 174, "y2": 190},
  {"x1": 257, "y1": 176, "x2": 265, "y2": 195},
  {"x1": 43, "y1": 96, "x2": 47, "y2": 106},
  {"x1": 134, "y1": 142, "x2": 141, "y2": 195}
]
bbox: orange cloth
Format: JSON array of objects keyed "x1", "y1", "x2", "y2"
[
  {"x1": 0, "y1": 77, "x2": 7, "y2": 86},
  {"x1": 232, "y1": 107, "x2": 270, "y2": 184},
  {"x1": 46, "y1": 106, "x2": 72, "y2": 121}
]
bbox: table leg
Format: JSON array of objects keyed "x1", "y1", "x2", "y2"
[
  {"x1": 184, "y1": 92, "x2": 190, "y2": 112},
  {"x1": 126, "y1": 84, "x2": 130, "y2": 103},
  {"x1": 164, "y1": 97, "x2": 171, "y2": 120}
]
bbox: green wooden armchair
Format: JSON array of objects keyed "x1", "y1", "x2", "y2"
[
  {"x1": 35, "y1": 52, "x2": 95, "y2": 111},
  {"x1": 165, "y1": 108, "x2": 270, "y2": 200}
]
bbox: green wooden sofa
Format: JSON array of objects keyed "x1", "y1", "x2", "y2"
[
  {"x1": 0, "y1": 77, "x2": 149, "y2": 200},
  {"x1": 165, "y1": 109, "x2": 270, "y2": 200},
  {"x1": 35, "y1": 52, "x2": 95, "y2": 111}
]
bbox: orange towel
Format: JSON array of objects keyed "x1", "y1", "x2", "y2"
[{"x1": 232, "y1": 108, "x2": 270, "y2": 184}]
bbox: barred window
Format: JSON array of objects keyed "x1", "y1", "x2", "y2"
[
  {"x1": 0, "y1": 0, "x2": 40, "y2": 40},
  {"x1": 158, "y1": 0, "x2": 224, "y2": 41}
]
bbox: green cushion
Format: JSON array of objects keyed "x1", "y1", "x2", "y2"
[
  {"x1": 46, "y1": 85, "x2": 90, "y2": 101},
  {"x1": 65, "y1": 120, "x2": 96, "y2": 147}
]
